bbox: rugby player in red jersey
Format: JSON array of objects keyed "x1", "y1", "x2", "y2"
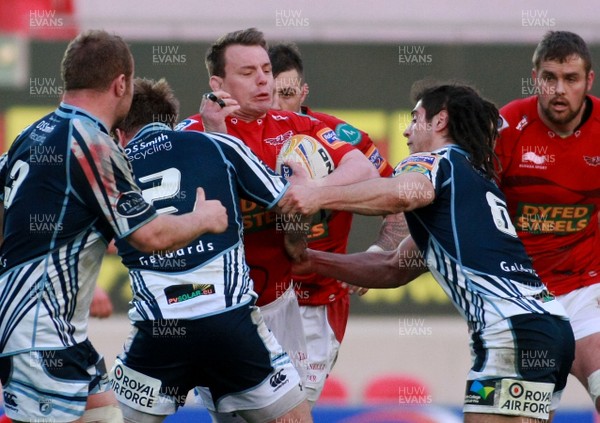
[
  {"x1": 176, "y1": 28, "x2": 378, "y2": 418},
  {"x1": 496, "y1": 30, "x2": 600, "y2": 412}
]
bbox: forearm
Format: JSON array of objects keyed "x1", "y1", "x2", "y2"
[
  {"x1": 371, "y1": 213, "x2": 410, "y2": 251},
  {"x1": 128, "y1": 213, "x2": 214, "y2": 253},
  {"x1": 280, "y1": 161, "x2": 434, "y2": 217},
  {"x1": 317, "y1": 178, "x2": 410, "y2": 216},
  {"x1": 156, "y1": 213, "x2": 215, "y2": 250},
  {"x1": 304, "y1": 233, "x2": 427, "y2": 288},
  {"x1": 304, "y1": 249, "x2": 397, "y2": 288},
  {"x1": 305, "y1": 247, "x2": 424, "y2": 288},
  {"x1": 318, "y1": 149, "x2": 379, "y2": 187}
]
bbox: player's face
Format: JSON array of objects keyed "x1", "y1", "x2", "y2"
[
  {"x1": 403, "y1": 101, "x2": 435, "y2": 154},
  {"x1": 534, "y1": 55, "x2": 594, "y2": 133},
  {"x1": 272, "y1": 69, "x2": 307, "y2": 112},
  {"x1": 220, "y1": 45, "x2": 274, "y2": 119}
]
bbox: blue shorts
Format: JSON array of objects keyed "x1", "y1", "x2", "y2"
[
  {"x1": 0, "y1": 339, "x2": 109, "y2": 422},
  {"x1": 112, "y1": 304, "x2": 304, "y2": 415},
  {"x1": 464, "y1": 314, "x2": 575, "y2": 419}
]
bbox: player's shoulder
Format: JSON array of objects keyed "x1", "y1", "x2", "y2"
[
  {"x1": 499, "y1": 97, "x2": 537, "y2": 126},
  {"x1": 144, "y1": 123, "x2": 222, "y2": 152},
  {"x1": 394, "y1": 152, "x2": 442, "y2": 177},
  {"x1": 303, "y1": 107, "x2": 368, "y2": 147},
  {"x1": 588, "y1": 95, "x2": 600, "y2": 117},
  {"x1": 497, "y1": 97, "x2": 542, "y2": 143},
  {"x1": 70, "y1": 116, "x2": 116, "y2": 149},
  {"x1": 201, "y1": 131, "x2": 250, "y2": 152},
  {"x1": 302, "y1": 107, "x2": 343, "y2": 127},
  {"x1": 174, "y1": 114, "x2": 203, "y2": 131},
  {"x1": 500, "y1": 96, "x2": 535, "y2": 111}
]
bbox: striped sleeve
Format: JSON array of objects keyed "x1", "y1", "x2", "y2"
[{"x1": 70, "y1": 119, "x2": 157, "y2": 238}]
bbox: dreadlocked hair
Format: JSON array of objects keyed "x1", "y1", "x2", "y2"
[{"x1": 413, "y1": 83, "x2": 500, "y2": 179}]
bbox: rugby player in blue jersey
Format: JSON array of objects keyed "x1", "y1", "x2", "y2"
[
  {"x1": 0, "y1": 31, "x2": 227, "y2": 423},
  {"x1": 111, "y1": 78, "x2": 312, "y2": 423},
  {"x1": 282, "y1": 83, "x2": 575, "y2": 422}
]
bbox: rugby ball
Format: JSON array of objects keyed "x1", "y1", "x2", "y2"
[{"x1": 276, "y1": 135, "x2": 335, "y2": 179}]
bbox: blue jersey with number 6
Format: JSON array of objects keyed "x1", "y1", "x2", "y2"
[{"x1": 395, "y1": 146, "x2": 568, "y2": 333}]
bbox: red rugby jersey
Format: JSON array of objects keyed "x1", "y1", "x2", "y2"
[
  {"x1": 178, "y1": 110, "x2": 355, "y2": 306},
  {"x1": 495, "y1": 95, "x2": 600, "y2": 295},
  {"x1": 293, "y1": 106, "x2": 393, "y2": 305}
]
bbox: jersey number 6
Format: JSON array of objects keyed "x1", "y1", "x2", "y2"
[{"x1": 486, "y1": 192, "x2": 518, "y2": 237}]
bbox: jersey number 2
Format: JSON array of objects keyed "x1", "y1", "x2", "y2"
[
  {"x1": 4, "y1": 160, "x2": 30, "y2": 208},
  {"x1": 139, "y1": 167, "x2": 182, "y2": 215}
]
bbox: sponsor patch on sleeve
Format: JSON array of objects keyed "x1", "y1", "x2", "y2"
[
  {"x1": 316, "y1": 128, "x2": 345, "y2": 149},
  {"x1": 393, "y1": 154, "x2": 437, "y2": 179},
  {"x1": 335, "y1": 123, "x2": 362, "y2": 145},
  {"x1": 116, "y1": 191, "x2": 152, "y2": 218},
  {"x1": 366, "y1": 146, "x2": 385, "y2": 170}
]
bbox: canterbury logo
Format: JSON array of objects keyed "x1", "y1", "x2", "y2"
[
  {"x1": 584, "y1": 156, "x2": 600, "y2": 166},
  {"x1": 3, "y1": 391, "x2": 17, "y2": 407},
  {"x1": 270, "y1": 370, "x2": 287, "y2": 387}
]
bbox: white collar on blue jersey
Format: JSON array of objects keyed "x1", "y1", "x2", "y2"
[{"x1": 434, "y1": 144, "x2": 472, "y2": 157}]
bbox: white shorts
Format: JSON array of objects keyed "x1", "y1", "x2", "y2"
[
  {"x1": 260, "y1": 285, "x2": 308, "y2": 383},
  {"x1": 557, "y1": 284, "x2": 600, "y2": 340},
  {"x1": 300, "y1": 304, "x2": 342, "y2": 403},
  {"x1": 0, "y1": 340, "x2": 110, "y2": 422}
]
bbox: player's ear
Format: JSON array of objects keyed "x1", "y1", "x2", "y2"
[
  {"x1": 435, "y1": 109, "x2": 448, "y2": 131},
  {"x1": 113, "y1": 74, "x2": 127, "y2": 97},
  {"x1": 300, "y1": 83, "x2": 309, "y2": 103},
  {"x1": 209, "y1": 76, "x2": 223, "y2": 92},
  {"x1": 114, "y1": 128, "x2": 128, "y2": 147},
  {"x1": 586, "y1": 69, "x2": 595, "y2": 92},
  {"x1": 531, "y1": 68, "x2": 538, "y2": 81}
]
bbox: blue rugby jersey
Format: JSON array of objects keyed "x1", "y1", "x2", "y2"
[
  {"x1": 0, "y1": 103, "x2": 157, "y2": 355},
  {"x1": 395, "y1": 146, "x2": 568, "y2": 333},
  {"x1": 115, "y1": 124, "x2": 289, "y2": 320}
]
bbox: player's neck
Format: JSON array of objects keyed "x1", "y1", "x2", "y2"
[
  {"x1": 62, "y1": 91, "x2": 115, "y2": 130},
  {"x1": 430, "y1": 134, "x2": 455, "y2": 151}
]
